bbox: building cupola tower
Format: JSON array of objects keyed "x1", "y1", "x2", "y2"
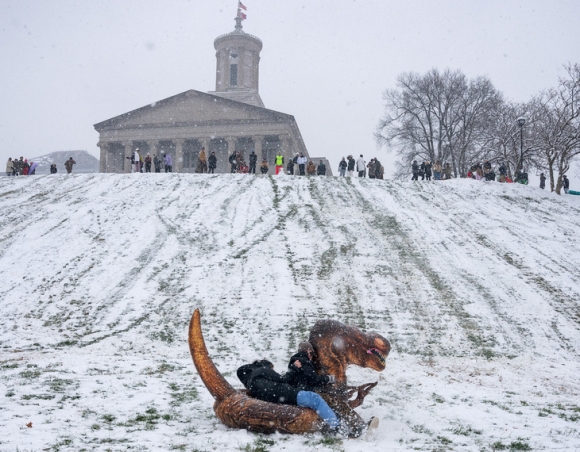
[{"x1": 211, "y1": 15, "x2": 264, "y2": 107}]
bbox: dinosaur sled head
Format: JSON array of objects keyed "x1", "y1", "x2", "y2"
[{"x1": 309, "y1": 320, "x2": 390, "y2": 384}]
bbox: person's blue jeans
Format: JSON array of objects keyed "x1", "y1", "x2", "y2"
[
  {"x1": 296, "y1": 391, "x2": 339, "y2": 429},
  {"x1": 339, "y1": 168, "x2": 346, "y2": 177}
]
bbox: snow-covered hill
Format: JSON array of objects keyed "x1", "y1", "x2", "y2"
[{"x1": 1, "y1": 173, "x2": 579, "y2": 451}]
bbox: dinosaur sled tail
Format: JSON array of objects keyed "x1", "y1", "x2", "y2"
[{"x1": 188, "y1": 308, "x2": 236, "y2": 401}]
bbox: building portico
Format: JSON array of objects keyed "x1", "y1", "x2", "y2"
[{"x1": 94, "y1": 13, "x2": 330, "y2": 175}]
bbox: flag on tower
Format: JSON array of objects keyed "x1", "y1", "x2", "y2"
[
  {"x1": 238, "y1": 2, "x2": 247, "y2": 10},
  {"x1": 237, "y1": 10, "x2": 247, "y2": 20}
]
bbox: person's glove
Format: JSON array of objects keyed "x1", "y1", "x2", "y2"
[{"x1": 327, "y1": 375, "x2": 336, "y2": 384}]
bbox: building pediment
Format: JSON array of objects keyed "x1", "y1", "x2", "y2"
[{"x1": 94, "y1": 89, "x2": 292, "y2": 132}]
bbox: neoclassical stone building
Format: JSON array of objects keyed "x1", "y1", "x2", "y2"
[{"x1": 94, "y1": 17, "x2": 329, "y2": 174}]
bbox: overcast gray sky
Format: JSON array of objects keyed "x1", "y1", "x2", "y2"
[{"x1": 1, "y1": 0, "x2": 580, "y2": 184}]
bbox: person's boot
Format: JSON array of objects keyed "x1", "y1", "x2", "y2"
[{"x1": 367, "y1": 416, "x2": 379, "y2": 432}]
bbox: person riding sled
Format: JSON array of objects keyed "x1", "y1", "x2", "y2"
[
  {"x1": 237, "y1": 360, "x2": 340, "y2": 433},
  {"x1": 285, "y1": 342, "x2": 376, "y2": 437}
]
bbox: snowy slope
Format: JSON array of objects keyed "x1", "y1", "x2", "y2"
[{"x1": 0, "y1": 173, "x2": 579, "y2": 452}]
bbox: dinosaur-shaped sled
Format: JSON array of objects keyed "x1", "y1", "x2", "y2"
[{"x1": 188, "y1": 308, "x2": 390, "y2": 434}]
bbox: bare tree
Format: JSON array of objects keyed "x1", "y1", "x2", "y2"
[
  {"x1": 527, "y1": 64, "x2": 580, "y2": 193},
  {"x1": 376, "y1": 69, "x2": 502, "y2": 179}
]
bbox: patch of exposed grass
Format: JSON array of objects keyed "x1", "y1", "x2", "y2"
[
  {"x1": 241, "y1": 436, "x2": 275, "y2": 452},
  {"x1": 168, "y1": 382, "x2": 199, "y2": 406}
]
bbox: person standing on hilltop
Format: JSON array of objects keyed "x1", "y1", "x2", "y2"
[
  {"x1": 367, "y1": 159, "x2": 376, "y2": 179},
  {"x1": 64, "y1": 157, "x2": 76, "y2": 174},
  {"x1": 375, "y1": 158, "x2": 384, "y2": 179},
  {"x1": 153, "y1": 154, "x2": 161, "y2": 173},
  {"x1": 144, "y1": 153, "x2": 152, "y2": 173},
  {"x1": 229, "y1": 149, "x2": 238, "y2": 173},
  {"x1": 419, "y1": 161, "x2": 426, "y2": 180},
  {"x1": 540, "y1": 173, "x2": 546, "y2": 189},
  {"x1": 562, "y1": 175, "x2": 570, "y2": 194},
  {"x1": 22, "y1": 159, "x2": 30, "y2": 176},
  {"x1": 432, "y1": 160, "x2": 442, "y2": 180},
  {"x1": 133, "y1": 148, "x2": 140, "y2": 173},
  {"x1": 317, "y1": 160, "x2": 326, "y2": 176},
  {"x1": 411, "y1": 160, "x2": 419, "y2": 180},
  {"x1": 50, "y1": 163, "x2": 58, "y2": 174},
  {"x1": 443, "y1": 162, "x2": 452, "y2": 180},
  {"x1": 196, "y1": 147, "x2": 208, "y2": 173},
  {"x1": 6, "y1": 158, "x2": 13, "y2": 176},
  {"x1": 208, "y1": 151, "x2": 217, "y2": 174},
  {"x1": 424, "y1": 161, "x2": 432, "y2": 181},
  {"x1": 356, "y1": 155, "x2": 366, "y2": 177},
  {"x1": 347, "y1": 155, "x2": 355, "y2": 177},
  {"x1": 275, "y1": 151, "x2": 284, "y2": 175},
  {"x1": 338, "y1": 157, "x2": 347, "y2": 177},
  {"x1": 498, "y1": 162, "x2": 507, "y2": 183},
  {"x1": 297, "y1": 153, "x2": 307, "y2": 176},
  {"x1": 14, "y1": 157, "x2": 24, "y2": 176},
  {"x1": 249, "y1": 150, "x2": 257, "y2": 174},
  {"x1": 287, "y1": 157, "x2": 295, "y2": 175},
  {"x1": 164, "y1": 154, "x2": 172, "y2": 173}
]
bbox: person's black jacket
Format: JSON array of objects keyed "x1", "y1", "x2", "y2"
[
  {"x1": 229, "y1": 153, "x2": 237, "y2": 165},
  {"x1": 249, "y1": 152, "x2": 258, "y2": 166},
  {"x1": 317, "y1": 163, "x2": 326, "y2": 176},
  {"x1": 347, "y1": 157, "x2": 355, "y2": 171},
  {"x1": 240, "y1": 363, "x2": 300, "y2": 405},
  {"x1": 498, "y1": 164, "x2": 507, "y2": 176},
  {"x1": 424, "y1": 162, "x2": 432, "y2": 177},
  {"x1": 563, "y1": 177, "x2": 570, "y2": 189},
  {"x1": 285, "y1": 351, "x2": 332, "y2": 391},
  {"x1": 208, "y1": 154, "x2": 217, "y2": 169},
  {"x1": 339, "y1": 160, "x2": 347, "y2": 171},
  {"x1": 412, "y1": 162, "x2": 419, "y2": 175},
  {"x1": 50, "y1": 164, "x2": 57, "y2": 174}
]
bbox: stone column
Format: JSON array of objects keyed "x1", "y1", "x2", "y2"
[
  {"x1": 226, "y1": 137, "x2": 236, "y2": 172},
  {"x1": 279, "y1": 135, "x2": 291, "y2": 162},
  {"x1": 123, "y1": 142, "x2": 133, "y2": 173},
  {"x1": 147, "y1": 141, "x2": 158, "y2": 157},
  {"x1": 147, "y1": 141, "x2": 158, "y2": 172},
  {"x1": 226, "y1": 137, "x2": 237, "y2": 154},
  {"x1": 175, "y1": 139, "x2": 184, "y2": 173},
  {"x1": 98, "y1": 142, "x2": 108, "y2": 173},
  {"x1": 252, "y1": 136, "x2": 263, "y2": 161}
]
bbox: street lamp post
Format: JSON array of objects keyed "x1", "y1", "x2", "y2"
[{"x1": 517, "y1": 117, "x2": 525, "y2": 172}]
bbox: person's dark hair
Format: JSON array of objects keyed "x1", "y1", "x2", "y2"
[{"x1": 298, "y1": 342, "x2": 314, "y2": 354}]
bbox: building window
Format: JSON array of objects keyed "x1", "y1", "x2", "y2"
[{"x1": 230, "y1": 64, "x2": 238, "y2": 86}]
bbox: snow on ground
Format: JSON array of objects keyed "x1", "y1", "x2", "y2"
[{"x1": 0, "y1": 173, "x2": 579, "y2": 452}]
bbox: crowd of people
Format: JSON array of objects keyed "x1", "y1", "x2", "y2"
[
  {"x1": 411, "y1": 159, "x2": 574, "y2": 192},
  {"x1": 144, "y1": 148, "x2": 332, "y2": 176},
  {"x1": 127, "y1": 149, "x2": 172, "y2": 173},
  {"x1": 335, "y1": 155, "x2": 384, "y2": 178},
  {"x1": 411, "y1": 160, "x2": 453, "y2": 181},
  {"x1": 5, "y1": 157, "x2": 76, "y2": 175}
]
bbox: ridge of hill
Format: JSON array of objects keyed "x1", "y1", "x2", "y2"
[{"x1": 1, "y1": 174, "x2": 579, "y2": 451}]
